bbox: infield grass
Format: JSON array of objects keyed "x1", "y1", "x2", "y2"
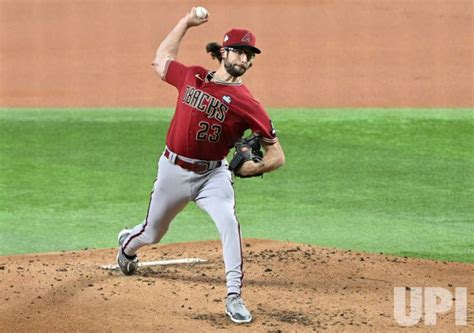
[{"x1": 0, "y1": 108, "x2": 472, "y2": 262}]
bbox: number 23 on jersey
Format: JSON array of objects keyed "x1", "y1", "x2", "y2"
[{"x1": 196, "y1": 121, "x2": 222, "y2": 143}]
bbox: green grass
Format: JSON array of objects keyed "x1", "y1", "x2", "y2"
[{"x1": 0, "y1": 108, "x2": 472, "y2": 263}]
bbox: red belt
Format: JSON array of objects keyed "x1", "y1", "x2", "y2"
[{"x1": 164, "y1": 149, "x2": 222, "y2": 174}]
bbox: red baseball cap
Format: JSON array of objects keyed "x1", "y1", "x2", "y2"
[{"x1": 222, "y1": 28, "x2": 261, "y2": 54}]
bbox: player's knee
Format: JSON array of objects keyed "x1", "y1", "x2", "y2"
[{"x1": 216, "y1": 215, "x2": 240, "y2": 235}]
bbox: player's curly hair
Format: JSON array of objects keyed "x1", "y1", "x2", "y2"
[{"x1": 206, "y1": 42, "x2": 222, "y2": 63}]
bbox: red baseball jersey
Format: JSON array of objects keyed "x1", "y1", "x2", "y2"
[{"x1": 163, "y1": 60, "x2": 278, "y2": 161}]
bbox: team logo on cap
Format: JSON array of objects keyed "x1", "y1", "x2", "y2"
[
  {"x1": 242, "y1": 32, "x2": 252, "y2": 43},
  {"x1": 224, "y1": 34, "x2": 229, "y2": 42}
]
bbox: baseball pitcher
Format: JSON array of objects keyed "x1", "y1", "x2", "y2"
[{"x1": 116, "y1": 7, "x2": 285, "y2": 324}]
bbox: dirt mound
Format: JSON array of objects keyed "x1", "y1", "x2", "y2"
[{"x1": 0, "y1": 239, "x2": 472, "y2": 332}]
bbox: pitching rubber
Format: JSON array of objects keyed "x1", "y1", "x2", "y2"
[{"x1": 100, "y1": 258, "x2": 207, "y2": 270}]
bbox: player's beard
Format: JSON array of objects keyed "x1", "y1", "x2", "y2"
[{"x1": 224, "y1": 60, "x2": 248, "y2": 77}]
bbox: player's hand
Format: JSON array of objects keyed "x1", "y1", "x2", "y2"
[{"x1": 184, "y1": 7, "x2": 209, "y2": 27}]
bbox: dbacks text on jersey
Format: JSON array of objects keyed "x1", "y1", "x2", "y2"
[{"x1": 182, "y1": 85, "x2": 229, "y2": 123}]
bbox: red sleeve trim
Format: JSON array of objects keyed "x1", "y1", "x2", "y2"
[{"x1": 261, "y1": 136, "x2": 279, "y2": 145}]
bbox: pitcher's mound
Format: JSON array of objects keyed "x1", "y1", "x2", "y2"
[{"x1": 0, "y1": 239, "x2": 472, "y2": 332}]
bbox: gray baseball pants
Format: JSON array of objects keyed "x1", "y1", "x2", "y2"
[{"x1": 122, "y1": 151, "x2": 244, "y2": 295}]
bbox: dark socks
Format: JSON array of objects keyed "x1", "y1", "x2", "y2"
[{"x1": 121, "y1": 248, "x2": 137, "y2": 260}]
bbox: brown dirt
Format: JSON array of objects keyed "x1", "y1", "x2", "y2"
[
  {"x1": 1, "y1": 0, "x2": 473, "y2": 332},
  {"x1": 0, "y1": 239, "x2": 473, "y2": 332},
  {"x1": 0, "y1": 0, "x2": 472, "y2": 108}
]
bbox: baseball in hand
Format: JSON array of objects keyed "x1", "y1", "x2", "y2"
[{"x1": 195, "y1": 6, "x2": 208, "y2": 19}]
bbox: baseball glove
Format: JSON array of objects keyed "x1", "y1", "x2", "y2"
[{"x1": 228, "y1": 133, "x2": 264, "y2": 178}]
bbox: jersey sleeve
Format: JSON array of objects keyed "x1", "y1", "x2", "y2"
[
  {"x1": 162, "y1": 60, "x2": 188, "y2": 90},
  {"x1": 245, "y1": 103, "x2": 278, "y2": 145}
]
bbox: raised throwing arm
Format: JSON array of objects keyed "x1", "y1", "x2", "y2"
[{"x1": 152, "y1": 8, "x2": 209, "y2": 78}]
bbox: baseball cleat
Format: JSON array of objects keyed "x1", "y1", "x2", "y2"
[
  {"x1": 225, "y1": 294, "x2": 252, "y2": 324},
  {"x1": 116, "y1": 229, "x2": 138, "y2": 275}
]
